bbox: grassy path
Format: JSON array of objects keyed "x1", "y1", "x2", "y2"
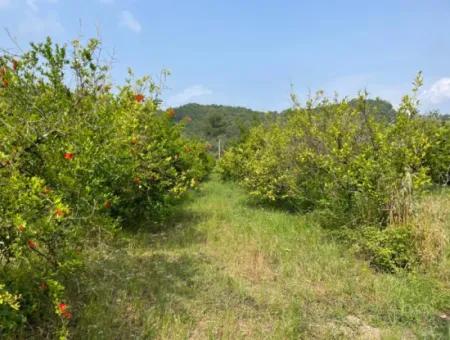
[{"x1": 73, "y1": 176, "x2": 449, "y2": 339}]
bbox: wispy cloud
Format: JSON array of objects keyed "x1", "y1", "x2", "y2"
[
  {"x1": 18, "y1": 10, "x2": 65, "y2": 41},
  {"x1": 26, "y1": 0, "x2": 58, "y2": 12},
  {"x1": 0, "y1": 0, "x2": 11, "y2": 9},
  {"x1": 167, "y1": 85, "x2": 213, "y2": 107},
  {"x1": 26, "y1": 0, "x2": 39, "y2": 11},
  {"x1": 422, "y1": 78, "x2": 450, "y2": 104},
  {"x1": 119, "y1": 10, "x2": 141, "y2": 33}
]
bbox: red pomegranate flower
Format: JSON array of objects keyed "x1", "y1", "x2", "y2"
[
  {"x1": 55, "y1": 208, "x2": 65, "y2": 218},
  {"x1": 134, "y1": 94, "x2": 145, "y2": 103},
  {"x1": 58, "y1": 303, "x2": 72, "y2": 319},
  {"x1": 64, "y1": 152, "x2": 74, "y2": 160},
  {"x1": 27, "y1": 240, "x2": 37, "y2": 250}
]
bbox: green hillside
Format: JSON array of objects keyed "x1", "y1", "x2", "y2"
[{"x1": 173, "y1": 103, "x2": 277, "y2": 155}]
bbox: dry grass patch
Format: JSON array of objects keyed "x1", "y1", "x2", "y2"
[
  {"x1": 221, "y1": 240, "x2": 277, "y2": 284},
  {"x1": 413, "y1": 190, "x2": 450, "y2": 267}
]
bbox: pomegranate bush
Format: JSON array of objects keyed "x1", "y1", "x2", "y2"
[
  {"x1": 219, "y1": 75, "x2": 449, "y2": 272},
  {"x1": 0, "y1": 38, "x2": 212, "y2": 336}
]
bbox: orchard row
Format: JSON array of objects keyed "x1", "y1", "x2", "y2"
[
  {"x1": 0, "y1": 38, "x2": 213, "y2": 336},
  {"x1": 219, "y1": 75, "x2": 449, "y2": 272}
]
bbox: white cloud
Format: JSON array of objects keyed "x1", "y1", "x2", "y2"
[
  {"x1": 26, "y1": 0, "x2": 38, "y2": 11},
  {"x1": 18, "y1": 10, "x2": 65, "y2": 40},
  {"x1": 0, "y1": 0, "x2": 11, "y2": 9},
  {"x1": 422, "y1": 78, "x2": 450, "y2": 104},
  {"x1": 119, "y1": 10, "x2": 141, "y2": 33},
  {"x1": 26, "y1": 0, "x2": 58, "y2": 11},
  {"x1": 167, "y1": 85, "x2": 213, "y2": 107}
]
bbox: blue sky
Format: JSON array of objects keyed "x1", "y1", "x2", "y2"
[{"x1": 1, "y1": 0, "x2": 450, "y2": 112}]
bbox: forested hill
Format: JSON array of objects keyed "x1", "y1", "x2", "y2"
[
  {"x1": 173, "y1": 100, "x2": 447, "y2": 155},
  {"x1": 173, "y1": 103, "x2": 277, "y2": 154},
  {"x1": 349, "y1": 97, "x2": 397, "y2": 122}
]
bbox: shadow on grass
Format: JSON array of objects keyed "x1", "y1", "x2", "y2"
[
  {"x1": 143, "y1": 208, "x2": 210, "y2": 250},
  {"x1": 118, "y1": 187, "x2": 211, "y2": 248},
  {"x1": 69, "y1": 190, "x2": 216, "y2": 336},
  {"x1": 240, "y1": 194, "x2": 313, "y2": 216},
  {"x1": 69, "y1": 181, "x2": 272, "y2": 337},
  {"x1": 71, "y1": 239, "x2": 258, "y2": 338},
  {"x1": 69, "y1": 251, "x2": 202, "y2": 337},
  {"x1": 241, "y1": 194, "x2": 353, "y2": 232}
]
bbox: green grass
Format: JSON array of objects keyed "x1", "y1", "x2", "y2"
[{"x1": 71, "y1": 175, "x2": 450, "y2": 339}]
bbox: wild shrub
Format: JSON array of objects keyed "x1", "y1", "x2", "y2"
[
  {"x1": 350, "y1": 191, "x2": 449, "y2": 272},
  {"x1": 0, "y1": 37, "x2": 212, "y2": 336},
  {"x1": 357, "y1": 226, "x2": 418, "y2": 272}
]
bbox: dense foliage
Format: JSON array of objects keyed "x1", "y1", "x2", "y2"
[
  {"x1": 0, "y1": 38, "x2": 212, "y2": 337},
  {"x1": 219, "y1": 75, "x2": 449, "y2": 271},
  {"x1": 173, "y1": 103, "x2": 276, "y2": 155}
]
